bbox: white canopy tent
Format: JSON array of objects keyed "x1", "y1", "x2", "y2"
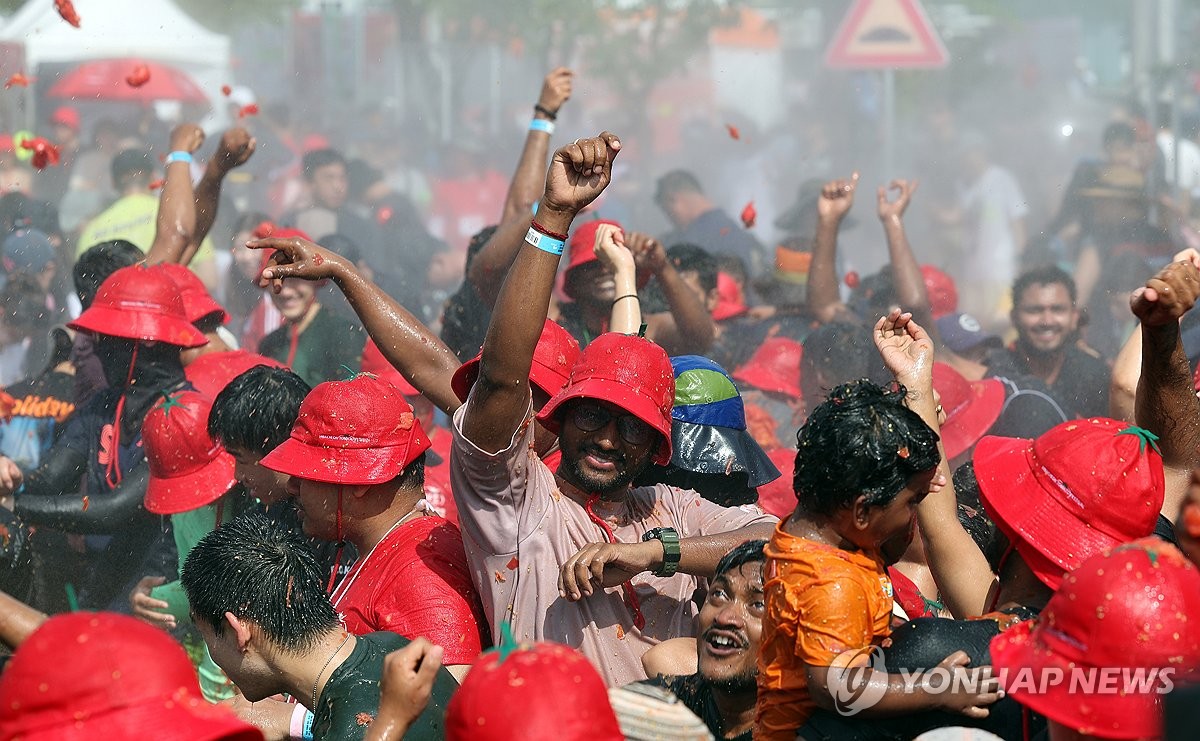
[{"x1": 0, "y1": 0, "x2": 232, "y2": 119}]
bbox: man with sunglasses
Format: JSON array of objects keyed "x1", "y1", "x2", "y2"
[{"x1": 451, "y1": 132, "x2": 775, "y2": 688}]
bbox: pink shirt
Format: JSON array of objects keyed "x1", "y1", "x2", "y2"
[{"x1": 450, "y1": 403, "x2": 774, "y2": 687}]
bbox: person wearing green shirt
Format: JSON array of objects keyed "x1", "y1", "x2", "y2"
[{"x1": 183, "y1": 511, "x2": 457, "y2": 740}]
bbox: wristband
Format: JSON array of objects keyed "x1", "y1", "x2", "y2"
[
  {"x1": 529, "y1": 118, "x2": 555, "y2": 135},
  {"x1": 165, "y1": 151, "x2": 193, "y2": 165},
  {"x1": 525, "y1": 226, "x2": 564, "y2": 256},
  {"x1": 534, "y1": 103, "x2": 558, "y2": 121},
  {"x1": 530, "y1": 219, "x2": 568, "y2": 241},
  {"x1": 613, "y1": 294, "x2": 639, "y2": 305},
  {"x1": 290, "y1": 704, "x2": 311, "y2": 740}
]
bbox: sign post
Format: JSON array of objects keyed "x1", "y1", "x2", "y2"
[{"x1": 825, "y1": 0, "x2": 948, "y2": 178}]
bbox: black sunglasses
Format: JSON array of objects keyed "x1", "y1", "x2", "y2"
[{"x1": 570, "y1": 403, "x2": 654, "y2": 446}]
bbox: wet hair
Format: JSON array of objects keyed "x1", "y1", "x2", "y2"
[
  {"x1": 181, "y1": 510, "x2": 340, "y2": 652},
  {"x1": 302, "y1": 148, "x2": 347, "y2": 181},
  {"x1": 794, "y1": 380, "x2": 940, "y2": 516},
  {"x1": 715, "y1": 254, "x2": 748, "y2": 285},
  {"x1": 953, "y1": 461, "x2": 1005, "y2": 571},
  {"x1": 667, "y1": 243, "x2": 717, "y2": 294},
  {"x1": 391, "y1": 452, "x2": 426, "y2": 491},
  {"x1": 73, "y1": 240, "x2": 142, "y2": 308},
  {"x1": 440, "y1": 224, "x2": 499, "y2": 361},
  {"x1": 714, "y1": 539, "x2": 767, "y2": 579},
  {"x1": 655, "y1": 169, "x2": 704, "y2": 202},
  {"x1": 801, "y1": 322, "x2": 877, "y2": 389},
  {"x1": 1103, "y1": 122, "x2": 1136, "y2": 149},
  {"x1": 208, "y1": 366, "x2": 311, "y2": 455},
  {"x1": 1012, "y1": 264, "x2": 1076, "y2": 307}
]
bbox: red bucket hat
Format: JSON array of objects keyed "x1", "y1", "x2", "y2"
[
  {"x1": 68, "y1": 264, "x2": 208, "y2": 348},
  {"x1": 446, "y1": 636, "x2": 622, "y2": 741},
  {"x1": 0, "y1": 612, "x2": 263, "y2": 741},
  {"x1": 260, "y1": 374, "x2": 430, "y2": 486},
  {"x1": 361, "y1": 339, "x2": 419, "y2": 397},
  {"x1": 564, "y1": 219, "x2": 622, "y2": 280},
  {"x1": 921, "y1": 265, "x2": 958, "y2": 319},
  {"x1": 732, "y1": 337, "x2": 803, "y2": 399},
  {"x1": 536, "y1": 333, "x2": 675, "y2": 465},
  {"x1": 451, "y1": 318, "x2": 581, "y2": 403},
  {"x1": 711, "y1": 271, "x2": 748, "y2": 321},
  {"x1": 931, "y1": 362, "x2": 1004, "y2": 460},
  {"x1": 154, "y1": 263, "x2": 229, "y2": 326},
  {"x1": 143, "y1": 390, "x2": 237, "y2": 516},
  {"x1": 990, "y1": 538, "x2": 1200, "y2": 739},
  {"x1": 973, "y1": 418, "x2": 1164, "y2": 590}
]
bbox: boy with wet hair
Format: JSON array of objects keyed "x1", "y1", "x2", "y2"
[{"x1": 756, "y1": 312, "x2": 1002, "y2": 739}]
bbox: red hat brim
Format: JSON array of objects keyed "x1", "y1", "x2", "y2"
[
  {"x1": 0, "y1": 685, "x2": 264, "y2": 741},
  {"x1": 938, "y1": 377, "x2": 1005, "y2": 460},
  {"x1": 451, "y1": 353, "x2": 573, "y2": 404},
  {"x1": 68, "y1": 305, "x2": 208, "y2": 348},
  {"x1": 535, "y1": 377, "x2": 672, "y2": 466},
  {"x1": 989, "y1": 619, "x2": 1163, "y2": 739},
  {"x1": 260, "y1": 433, "x2": 430, "y2": 486},
  {"x1": 145, "y1": 453, "x2": 237, "y2": 516},
  {"x1": 732, "y1": 364, "x2": 800, "y2": 399},
  {"x1": 974, "y1": 435, "x2": 1127, "y2": 586}
]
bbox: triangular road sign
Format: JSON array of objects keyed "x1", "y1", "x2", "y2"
[{"x1": 825, "y1": 0, "x2": 949, "y2": 69}]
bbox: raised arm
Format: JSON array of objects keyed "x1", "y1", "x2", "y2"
[
  {"x1": 470, "y1": 69, "x2": 573, "y2": 306},
  {"x1": 187, "y1": 128, "x2": 256, "y2": 265},
  {"x1": 875, "y1": 309, "x2": 995, "y2": 617},
  {"x1": 878, "y1": 180, "x2": 935, "y2": 331},
  {"x1": 808, "y1": 173, "x2": 859, "y2": 324},
  {"x1": 144, "y1": 124, "x2": 205, "y2": 266},
  {"x1": 592, "y1": 223, "x2": 641, "y2": 335},
  {"x1": 252, "y1": 234, "x2": 462, "y2": 416},
  {"x1": 1130, "y1": 254, "x2": 1200, "y2": 520},
  {"x1": 633, "y1": 232, "x2": 716, "y2": 354},
  {"x1": 0, "y1": 590, "x2": 47, "y2": 650},
  {"x1": 462, "y1": 132, "x2": 622, "y2": 453},
  {"x1": 501, "y1": 67, "x2": 573, "y2": 220}
]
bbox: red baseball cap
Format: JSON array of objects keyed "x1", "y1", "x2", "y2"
[
  {"x1": 536, "y1": 333, "x2": 675, "y2": 465},
  {"x1": 711, "y1": 271, "x2": 748, "y2": 321},
  {"x1": 931, "y1": 362, "x2": 1004, "y2": 461},
  {"x1": 921, "y1": 265, "x2": 958, "y2": 319},
  {"x1": 260, "y1": 374, "x2": 430, "y2": 486},
  {"x1": 68, "y1": 265, "x2": 208, "y2": 348},
  {"x1": 49, "y1": 105, "x2": 80, "y2": 131},
  {"x1": 154, "y1": 263, "x2": 229, "y2": 326},
  {"x1": 143, "y1": 390, "x2": 236, "y2": 516},
  {"x1": 990, "y1": 538, "x2": 1200, "y2": 739},
  {"x1": 732, "y1": 337, "x2": 803, "y2": 399},
  {"x1": 0, "y1": 612, "x2": 263, "y2": 741},
  {"x1": 451, "y1": 319, "x2": 581, "y2": 403},
  {"x1": 446, "y1": 639, "x2": 622, "y2": 741},
  {"x1": 973, "y1": 418, "x2": 1164, "y2": 590}
]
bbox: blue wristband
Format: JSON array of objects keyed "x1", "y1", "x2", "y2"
[
  {"x1": 303, "y1": 710, "x2": 314, "y2": 740},
  {"x1": 525, "y1": 226, "x2": 564, "y2": 256},
  {"x1": 165, "y1": 151, "x2": 193, "y2": 165},
  {"x1": 529, "y1": 118, "x2": 555, "y2": 135}
]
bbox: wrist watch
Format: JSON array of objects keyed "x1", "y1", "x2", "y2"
[{"x1": 642, "y1": 527, "x2": 681, "y2": 578}]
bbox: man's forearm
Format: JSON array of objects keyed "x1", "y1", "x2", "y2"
[
  {"x1": 675, "y1": 522, "x2": 776, "y2": 579},
  {"x1": 884, "y1": 218, "x2": 929, "y2": 323},
  {"x1": 656, "y1": 263, "x2": 715, "y2": 351},
  {"x1": 808, "y1": 218, "x2": 843, "y2": 322},
  {"x1": 0, "y1": 590, "x2": 46, "y2": 650},
  {"x1": 1138, "y1": 322, "x2": 1200, "y2": 471}
]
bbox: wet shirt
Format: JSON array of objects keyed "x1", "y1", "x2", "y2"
[
  {"x1": 985, "y1": 344, "x2": 1110, "y2": 419},
  {"x1": 312, "y1": 631, "x2": 457, "y2": 741},
  {"x1": 329, "y1": 512, "x2": 488, "y2": 666},
  {"x1": 642, "y1": 673, "x2": 752, "y2": 741},
  {"x1": 258, "y1": 305, "x2": 366, "y2": 388},
  {"x1": 756, "y1": 524, "x2": 893, "y2": 740},
  {"x1": 449, "y1": 401, "x2": 774, "y2": 687}
]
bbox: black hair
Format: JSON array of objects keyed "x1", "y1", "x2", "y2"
[
  {"x1": 715, "y1": 254, "x2": 748, "y2": 285},
  {"x1": 317, "y1": 233, "x2": 362, "y2": 265},
  {"x1": 667, "y1": 243, "x2": 717, "y2": 294},
  {"x1": 181, "y1": 510, "x2": 340, "y2": 652},
  {"x1": 440, "y1": 224, "x2": 499, "y2": 362},
  {"x1": 111, "y1": 149, "x2": 154, "y2": 191},
  {"x1": 73, "y1": 240, "x2": 142, "y2": 308},
  {"x1": 794, "y1": 380, "x2": 940, "y2": 516},
  {"x1": 1011, "y1": 264, "x2": 1076, "y2": 307},
  {"x1": 801, "y1": 322, "x2": 877, "y2": 389},
  {"x1": 392, "y1": 452, "x2": 426, "y2": 491},
  {"x1": 232, "y1": 210, "x2": 272, "y2": 237},
  {"x1": 655, "y1": 169, "x2": 704, "y2": 201},
  {"x1": 193, "y1": 312, "x2": 226, "y2": 335},
  {"x1": 346, "y1": 159, "x2": 383, "y2": 202},
  {"x1": 1, "y1": 273, "x2": 51, "y2": 337},
  {"x1": 209, "y1": 366, "x2": 311, "y2": 454},
  {"x1": 302, "y1": 149, "x2": 347, "y2": 181},
  {"x1": 714, "y1": 539, "x2": 767, "y2": 579},
  {"x1": 850, "y1": 268, "x2": 898, "y2": 320},
  {"x1": 0, "y1": 193, "x2": 60, "y2": 238},
  {"x1": 1103, "y1": 122, "x2": 1136, "y2": 149}
]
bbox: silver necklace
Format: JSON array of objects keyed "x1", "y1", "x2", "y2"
[{"x1": 311, "y1": 632, "x2": 352, "y2": 711}]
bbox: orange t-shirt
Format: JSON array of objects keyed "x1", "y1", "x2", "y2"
[{"x1": 755, "y1": 522, "x2": 894, "y2": 740}]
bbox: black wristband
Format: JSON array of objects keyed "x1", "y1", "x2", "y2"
[{"x1": 534, "y1": 104, "x2": 558, "y2": 121}]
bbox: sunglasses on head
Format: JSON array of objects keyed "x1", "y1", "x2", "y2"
[{"x1": 570, "y1": 403, "x2": 654, "y2": 446}]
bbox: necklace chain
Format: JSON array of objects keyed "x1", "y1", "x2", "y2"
[
  {"x1": 330, "y1": 502, "x2": 427, "y2": 607},
  {"x1": 311, "y1": 632, "x2": 351, "y2": 711}
]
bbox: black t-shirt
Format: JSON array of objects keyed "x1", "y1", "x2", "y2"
[
  {"x1": 312, "y1": 631, "x2": 457, "y2": 741},
  {"x1": 985, "y1": 345, "x2": 1110, "y2": 419},
  {"x1": 639, "y1": 674, "x2": 752, "y2": 741}
]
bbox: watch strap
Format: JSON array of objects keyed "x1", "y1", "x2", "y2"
[{"x1": 649, "y1": 527, "x2": 680, "y2": 578}]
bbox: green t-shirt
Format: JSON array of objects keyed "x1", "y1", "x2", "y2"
[
  {"x1": 313, "y1": 632, "x2": 457, "y2": 741},
  {"x1": 258, "y1": 304, "x2": 366, "y2": 389}
]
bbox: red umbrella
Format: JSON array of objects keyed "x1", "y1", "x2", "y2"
[{"x1": 48, "y1": 59, "x2": 208, "y2": 104}]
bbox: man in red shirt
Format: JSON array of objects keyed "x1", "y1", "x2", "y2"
[{"x1": 260, "y1": 373, "x2": 488, "y2": 680}]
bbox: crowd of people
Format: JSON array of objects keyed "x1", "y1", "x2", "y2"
[{"x1": 0, "y1": 64, "x2": 1197, "y2": 741}]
